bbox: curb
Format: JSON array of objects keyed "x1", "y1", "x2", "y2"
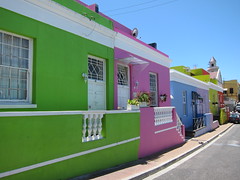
[{"x1": 129, "y1": 124, "x2": 234, "y2": 180}]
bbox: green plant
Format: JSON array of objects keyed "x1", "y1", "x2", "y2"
[
  {"x1": 136, "y1": 92, "x2": 151, "y2": 103},
  {"x1": 127, "y1": 99, "x2": 139, "y2": 105}
]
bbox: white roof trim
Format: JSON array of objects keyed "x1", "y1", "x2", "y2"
[
  {"x1": 115, "y1": 32, "x2": 172, "y2": 68},
  {"x1": 117, "y1": 57, "x2": 149, "y2": 65},
  {"x1": 1, "y1": 0, "x2": 171, "y2": 68},
  {"x1": 170, "y1": 69, "x2": 209, "y2": 90},
  {"x1": 1, "y1": 0, "x2": 115, "y2": 48},
  {"x1": 208, "y1": 82, "x2": 224, "y2": 92}
]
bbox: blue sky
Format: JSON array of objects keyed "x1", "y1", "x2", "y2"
[{"x1": 82, "y1": 0, "x2": 240, "y2": 82}]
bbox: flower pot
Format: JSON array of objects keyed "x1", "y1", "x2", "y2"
[
  {"x1": 127, "y1": 104, "x2": 140, "y2": 111},
  {"x1": 139, "y1": 102, "x2": 148, "y2": 107}
]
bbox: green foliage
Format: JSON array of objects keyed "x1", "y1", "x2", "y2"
[
  {"x1": 136, "y1": 92, "x2": 151, "y2": 103},
  {"x1": 127, "y1": 99, "x2": 139, "y2": 105}
]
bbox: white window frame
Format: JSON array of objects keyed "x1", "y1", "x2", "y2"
[
  {"x1": 183, "y1": 91, "x2": 187, "y2": 115},
  {"x1": 0, "y1": 30, "x2": 35, "y2": 109},
  {"x1": 149, "y1": 72, "x2": 158, "y2": 107}
]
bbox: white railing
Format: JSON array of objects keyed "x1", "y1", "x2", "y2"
[
  {"x1": 154, "y1": 107, "x2": 174, "y2": 126},
  {"x1": 82, "y1": 112, "x2": 105, "y2": 142},
  {"x1": 176, "y1": 113, "x2": 183, "y2": 135}
]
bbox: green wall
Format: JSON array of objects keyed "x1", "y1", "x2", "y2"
[
  {"x1": 171, "y1": 66, "x2": 191, "y2": 75},
  {"x1": 0, "y1": 8, "x2": 114, "y2": 111},
  {"x1": 52, "y1": 0, "x2": 113, "y2": 29},
  {"x1": 193, "y1": 75, "x2": 210, "y2": 83},
  {"x1": 209, "y1": 88, "x2": 219, "y2": 116},
  {"x1": 0, "y1": 112, "x2": 140, "y2": 180}
]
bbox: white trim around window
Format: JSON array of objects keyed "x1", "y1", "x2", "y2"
[{"x1": 0, "y1": 30, "x2": 36, "y2": 109}]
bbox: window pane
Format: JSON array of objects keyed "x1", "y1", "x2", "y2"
[
  {"x1": 18, "y1": 89, "x2": 27, "y2": 99},
  {"x1": 1, "y1": 66, "x2": 10, "y2": 77},
  {"x1": 88, "y1": 57, "x2": 104, "y2": 81},
  {"x1": 118, "y1": 65, "x2": 128, "y2": 86},
  {"x1": 22, "y1": 39, "x2": 29, "y2": 48},
  {"x1": 0, "y1": 32, "x2": 2, "y2": 42},
  {"x1": 3, "y1": 34, "x2": 12, "y2": 44},
  {"x1": 10, "y1": 78, "x2": 18, "y2": 89},
  {"x1": 21, "y1": 48, "x2": 29, "y2": 58},
  {"x1": 11, "y1": 68, "x2": 18, "y2": 78},
  {"x1": 13, "y1": 36, "x2": 21, "y2": 46},
  {"x1": 0, "y1": 89, "x2": 8, "y2": 99},
  {"x1": 0, "y1": 43, "x2": 2, "y2": 55},
  {"x1": 19, "y1": 69, "x2": 27, "y2": 79},
  {"x1": 11, "y1": 57, "x2": 19, "y2": 67},
  {"x1": 20, "y1": 59, "x2": 28, "y2": 68},
  {"x1": 3, "y1": 45, "x2": 11, "y2": 56},
  {"x1": 19, "y1": 79, "x2": 27, "y2": 89},
  {"x1": 2, "y1": 55, "x2": 11, "y2": 66},
  {"x1": 10, "y1": 89, "x2": 18, "y2": 99},
  {"x1": 13, "y1": 47, "x2": 20, "y2": 57},
  {"x1": 0, "y1": 78, "x2": 9, "y2": 88}
]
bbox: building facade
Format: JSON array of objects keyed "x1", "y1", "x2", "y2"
[{"x1": 0, "y1": 0, "x2": 185, "y2": 179}]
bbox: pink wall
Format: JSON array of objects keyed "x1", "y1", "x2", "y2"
[
  {"x1": 114, "y1": 48, "x2": 171, "y2": 109},
  {"x1": 139, "y1": 108, "x2": 185, "y2": 158}
]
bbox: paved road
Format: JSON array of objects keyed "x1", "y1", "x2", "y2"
[{"x1": 145, "y1": 124, "x2": 240, "y2": 180}]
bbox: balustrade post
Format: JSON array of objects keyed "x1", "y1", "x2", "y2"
[
  {"x1": 97, "y1": 113, "x2": 103, "y2": 139},
  {"x1": 82, "y1": 114, "x2": 88, "y2": 142},
  {"x1": 87, "y1": 114, "x2": 93, "y2": 141}
]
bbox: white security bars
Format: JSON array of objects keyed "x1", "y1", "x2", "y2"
[
  {"x1": 154, "y1": 107, "x2": 174, "y2": 126},
  {"x1": 82, "y1": 112, "x2": 105, "y2": 142}
]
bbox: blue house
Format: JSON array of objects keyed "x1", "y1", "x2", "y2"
[{"x1": 170, "y1": 68, "x2": 218, "y2": 137}]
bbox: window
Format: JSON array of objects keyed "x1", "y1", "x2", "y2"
[
  {"x1": 149, "y1": 73, "x2": 158, "y2": 106},
  {"x1": 117, "y1": 65, "x2": 128, "y2": 86},
  {"x1": 0, "y1": 31, "x2": 33, "y2": 106},
  {"x1": 117, "y1": 64, "x2": 129, "y2": 109},
  {"x1": 230, "y1": 88, "x2": 234, "y2": 94},
  {"x1": 183, "y1": 91, "x2": 187, "y2": 115},
  {"x1": 88, "y1": 56, "x2": 104, "y2": 81}
]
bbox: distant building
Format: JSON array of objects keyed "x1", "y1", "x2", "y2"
[
  {"x1": 207, "y1": 57, "x2": 223, "y2": 87},
  {"x1": 223, "y1": 80, "x2": 239, "y2": 110}
]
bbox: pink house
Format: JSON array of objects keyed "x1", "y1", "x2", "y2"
[
  {"x1": 78, "y1": 2, "x2": 185, "y2": 158},
  {"x1": 111, "y1": 17, "x2": 185, "y2": 158}
]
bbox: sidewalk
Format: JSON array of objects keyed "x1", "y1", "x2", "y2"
[{"x1": 73, "y1": 123, "x2": 233, "y2": 180}]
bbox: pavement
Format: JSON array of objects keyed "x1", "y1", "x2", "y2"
[{"x1": 73, "y1": 123, "x2": 233, "y2": 180}]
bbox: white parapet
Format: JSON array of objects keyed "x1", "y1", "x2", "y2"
[{"x1": 154, "y1": 107, "x2": 174, "y2": 126}]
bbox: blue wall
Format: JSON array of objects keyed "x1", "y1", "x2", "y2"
[{"x1": 170, "y1": 81, "x2": 196, "y2": 131}]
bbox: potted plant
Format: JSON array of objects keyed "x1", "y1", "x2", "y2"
[
  {"x1": 127, "y1": 99, "x2": 140, "y2": 110},
  {"x1": 136, "y1": 92, "x2": 151, "y2": 107}
]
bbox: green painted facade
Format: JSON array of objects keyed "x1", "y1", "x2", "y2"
[
  {"x1": 52, "y1": 0, "x2": 113, "y2": 29},
  {"x1": 0, "y1": 2, "x2": 141, "y2": 179},
  {"x1": 209, "y1": 88, "x2": 219, "y2": 116},
  {"x1": 170, "y1": 66, "x2": 191, "y2": 75},
  {"x1": 0, "y1": 6, "x2": 114, "y2": 111},
  {"x1": 0, "y1": 112, "x2": 140, "y2": 179}
]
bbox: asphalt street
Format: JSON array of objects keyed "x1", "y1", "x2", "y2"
[{"x1": 145, "y1": 124, "x2": 240, "y2": 180}]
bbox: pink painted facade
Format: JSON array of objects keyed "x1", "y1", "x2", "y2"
[
  {"x1": 139, "y1": 108, "x2": 185, "y2": 158},
  {"x1": 114, "y1": 48, "x2": 171, "y2": 109}
]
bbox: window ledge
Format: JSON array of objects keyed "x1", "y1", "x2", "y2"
[{"x1": 0, "y1": 103, "x2": 37, "y2": 109}]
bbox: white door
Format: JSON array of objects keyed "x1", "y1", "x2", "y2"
[
  {"x1": 117, "y1": 64, "x2": 130, "y2": 109},
  {"x1": 88, "y1": 56, "x2": 106, "y2": 110}
]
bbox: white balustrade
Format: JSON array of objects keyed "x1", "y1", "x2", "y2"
[
  {"x1": 154, "y1": 107, "x2": 173, "y2": 126},
  {"x1": 176, "y1": 113, "x2": 183, "y2": 135},
  {"x1": 82, "y1": 112, "x2": 105, "y2": 142}
]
